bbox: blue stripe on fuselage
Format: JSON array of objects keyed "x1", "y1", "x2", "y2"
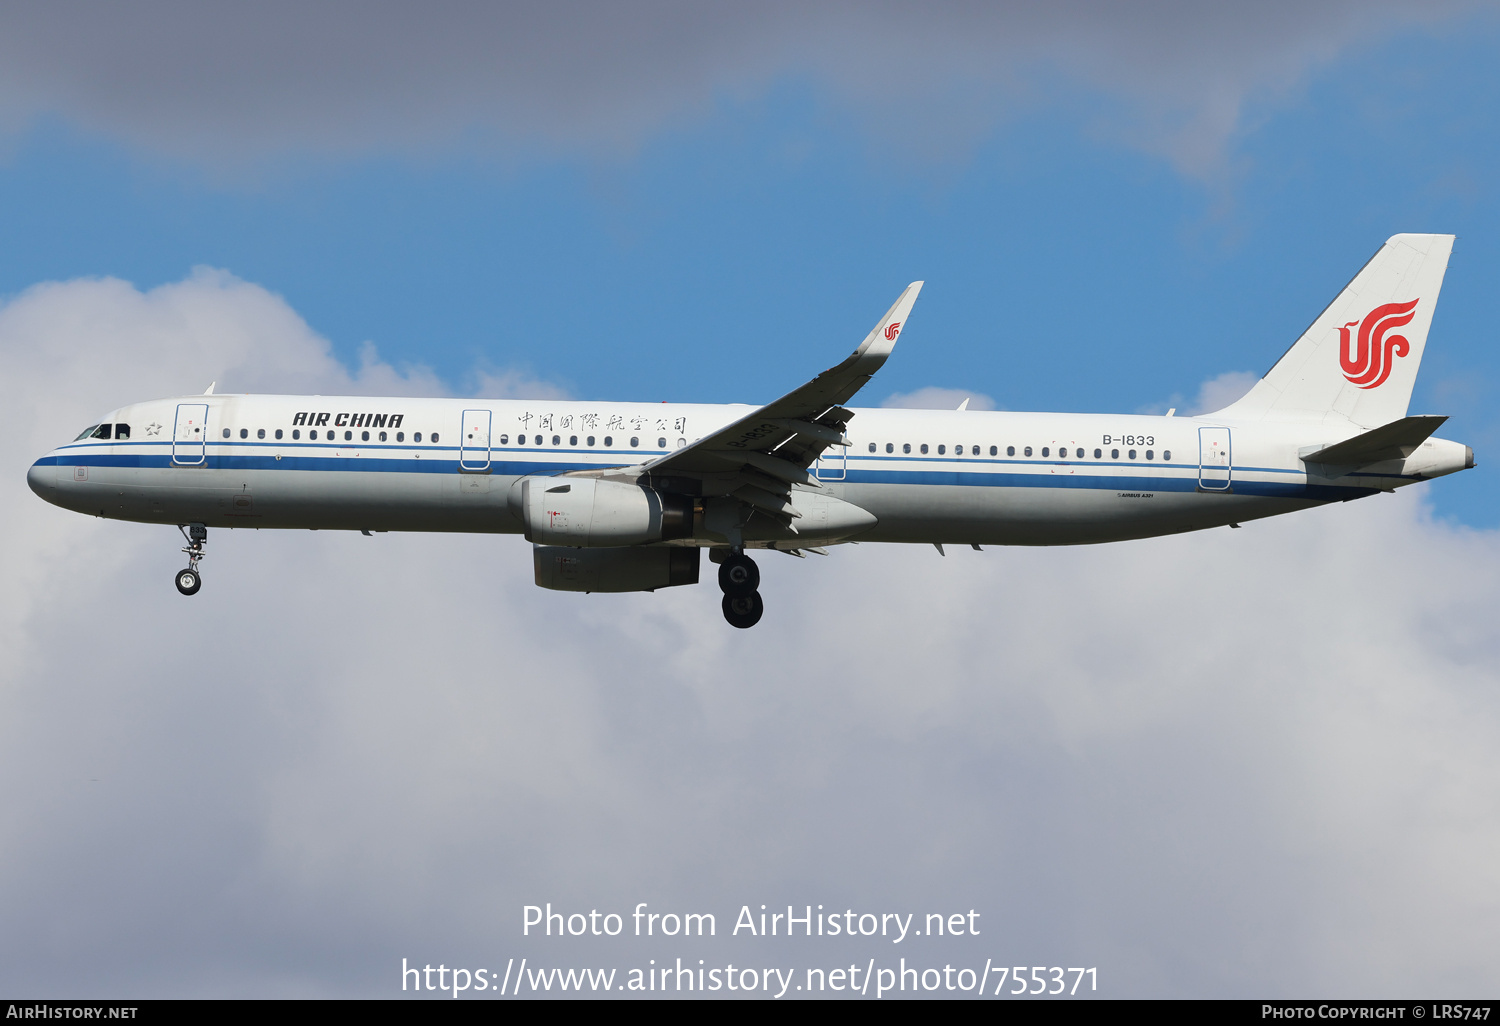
[{"x1": 36, "y1": 444, "x2": 1385, "y2": 502}]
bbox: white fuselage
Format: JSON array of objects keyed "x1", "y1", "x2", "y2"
[{"x1": 27, "y1": 393, "x2": 1472, "y2": 547}]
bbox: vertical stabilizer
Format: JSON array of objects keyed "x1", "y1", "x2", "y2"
[{"x1": 1211, "y1": 234, "x2": 1454, "y2": 428}]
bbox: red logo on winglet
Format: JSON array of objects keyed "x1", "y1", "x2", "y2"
[
  {"x1": 1339, "y1": 299, "x2": 1419, "y2": 390},
  {"x1": 884, "y1": 322, "x2": 901, "y2": 341}
]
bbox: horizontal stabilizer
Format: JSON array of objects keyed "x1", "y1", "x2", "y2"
[{"x1": 1301, "y1": 415, "x2": 1448, "y2": 466}]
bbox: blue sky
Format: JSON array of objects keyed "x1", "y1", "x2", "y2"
[
  {"x1": 3, "y1": 9, "x2": 1496, "y2": 524},
  {"x1": 4, "y1": 4, "x2": 1500, "y2": 998}
]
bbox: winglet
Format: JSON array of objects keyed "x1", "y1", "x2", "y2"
[
  {"x1": 203, "y1": 381, "x2": 216, "y2": 395},
  {"x1": 853, "y1": 281, "x2": 923, "y2": 363}
]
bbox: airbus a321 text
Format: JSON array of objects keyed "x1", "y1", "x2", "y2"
[{"x1": 29, "y1": 234, "x2": 1474, "y2": 628}]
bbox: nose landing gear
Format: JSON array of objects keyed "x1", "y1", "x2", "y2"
[
  {"x1": 718, "y1": 551, "x2": 762, "y2": 628},
  {"x1": 175, "y1": 523, "x2": 207, "y2": 596}
]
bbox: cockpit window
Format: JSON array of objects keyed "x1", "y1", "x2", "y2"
[
  {"x1": 114, "y1": 423, "x2": 130, "y2": 440},
  {"x1": 74, "y1": 425, "x2": 100, "y2": 441},
  {"x1": 90, "y1": 424, "x2": 112, "y2": 440}
]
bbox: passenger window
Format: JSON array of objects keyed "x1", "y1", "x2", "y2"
[
  {"x1": 658, "y1": 437, "x2": 667, "y2": 448},
  {"x1": 869, "y1": 442, "x2": 876, "y2": 453},
  {"x1": 533, "y1": 435, "x2": 540, "y2": 445},
  {"x1": 570, "y1": 435, "x2": 578, "y2": 446},
  {"x1": 516, "y1": 434, "x2": 525, "y2": 446},
  {"x1": 1146, "y1": 449, "x2": 1154, "y2": 460},
  {"x1": 223, "y1": 428, "x2": 231, "y2": 438},
  {"x1": 361, "y1": 431, "x2": 370, "y2": 441},
  {"x1": 604, "y1": 436, "x2": 613, "y2": 447},
  {"x1": 938, "y1": 444, "x2": 946, "y2": 455},
  {"x1": 920, "y1": 443, "x2": 928, "y2": 454},
  {"x1": 885, "y1": 443, "x2": 894, "y2": 453},
  {"x1": 1111, "y1": 448, "x2": 1119, "y2": 459},
  {"x1": 414, "y1": 432, "x2": 423, "y2": 442},
  {"x1": 990, "y1": 446, "x2": 997, "y2": 456},
  {"x1": 293, "y1": 429, "x2": 301, "y2": 440},
  {"x1": 430, "y1": 433, "x2": 439, "y2": 442},
  {"x1": 902, "y1": 443, "x2": 911, "y2": 454},
  {"x1": 1023, "y1": 446, "x2": 1032, "y2": 457},
  {"x1": 1163, "y1": 449, "x2": 1171, "y2": 461},
  {"x1": 115, "y1": 424, "x2": 130, "y2": 440},
  {"x1": 1006, "y1": 446, "x2": 1015, "y2": 456},
  {"x1": 553, "y1": 435, "x2": 561, "y2": 445},
  {"x1": 1129, "y1": 449, "x2": 1137, "y2": 459},
  {"x1": 1041, "y1": 447, "x2": 1050, "y2": 457},
  {"x1": 678, "y1": 438, "x2": 686, "y2": 448},
  {"x1": 587, "y1": 436, "x2": 596, "y2": 446},
  {"x1": 378, "y1": 431, "x2": 386, "y2": 442},
  {"x1": 630, "y1": 436, "x2": 640, "y2": 447},
  {"x1": 275, "y1": 429, "x2": 283, "y2": 440},
  {"x1": 254, "y1": 428, "x2": 263, "y2": 439},
  {"x1": 396, "y1": 432, "x2": 405, "y2": 442},
  {"x1": 344, "y1": 430, "x2": 353, "y2": 441}
]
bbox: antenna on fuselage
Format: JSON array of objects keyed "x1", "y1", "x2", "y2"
[{"x1": 203, "y1": 382, "x2": 216, "y2": 395}]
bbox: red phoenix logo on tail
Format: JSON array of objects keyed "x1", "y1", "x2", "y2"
[
  {"x1": 884, "y1": 321, "x2": 901, "y2": 341},
  {"x1": 1339, "y1": 299, "x2": 1419, "y2": 389}
]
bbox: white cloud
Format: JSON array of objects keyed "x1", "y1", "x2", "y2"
[
  {"x1": 1, "y1": 272, "x2": 1497, "y2": 995},
  {"x1": 1140, "y1": 369, "x2": 1260, "y2": 416},
  {"x1": 882, "y1": 386, "x2": 997, "y2": 411},
  {"x1": 0, "y1": 2, "x2": 1486, "y2": 176},
  {"x1": 1190, "y1": 370, "x2": 1261, "y2": 414}
]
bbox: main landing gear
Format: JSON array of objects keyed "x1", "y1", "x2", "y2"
[
  {"x1": 718, "y1": 551, "x2": 763, "y2": 629},
  {"x1": 175, "y1": 523, "x2": 207, "y2": 596}
]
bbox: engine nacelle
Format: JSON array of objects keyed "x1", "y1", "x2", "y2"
[
  {"x1": 515, "y1": 476, "x2": 692, "y2": 546},
  {"x1": 533, "y1": 545, "x2": 701, "y2": 593}
]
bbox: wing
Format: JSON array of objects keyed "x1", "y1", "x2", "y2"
[
  {"x1": 645, "y1": 281, "x2": 922, "y2": 479},
  {"x1": 605, "y1": 281, "x2": 923, "y2": 537}
]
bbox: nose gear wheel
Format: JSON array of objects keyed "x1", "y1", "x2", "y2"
[{"x1": 175, "y1": 523, "x2": 207, "y2": 597}]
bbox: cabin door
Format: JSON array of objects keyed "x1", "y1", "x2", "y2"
[
  {"x1": 460, "y1": 409, "x2": 492, "y2": 471},
  {"x1": 1198, "y1": 427, "x2": 1232, "y2": 491},
  {"x1": 172, "y1": 404, "x2": 208, "y2": 466}
]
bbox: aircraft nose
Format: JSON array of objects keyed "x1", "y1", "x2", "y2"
[{"x1": 26, "y1": 457, "x2": 56, "y2": 498}]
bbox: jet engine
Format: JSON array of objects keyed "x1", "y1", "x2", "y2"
[
  {"x1": 514, "y1": 477, "x2": 693, "y2": 546},
  {"x1": 533, "y1": 545, "x2": 700, "y2": 593}
]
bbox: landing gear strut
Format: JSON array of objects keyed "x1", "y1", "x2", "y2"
[
  {"x1": 176, "y1": 523, "x2": 206, "y2": 596},
  {"x1": 718, "y1": 551, "x2": 762, "y2": 628}
]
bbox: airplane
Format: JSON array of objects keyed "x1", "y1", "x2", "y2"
[{"x1": 28, "y1": 234, "x2": 1474, "y2": 628}]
